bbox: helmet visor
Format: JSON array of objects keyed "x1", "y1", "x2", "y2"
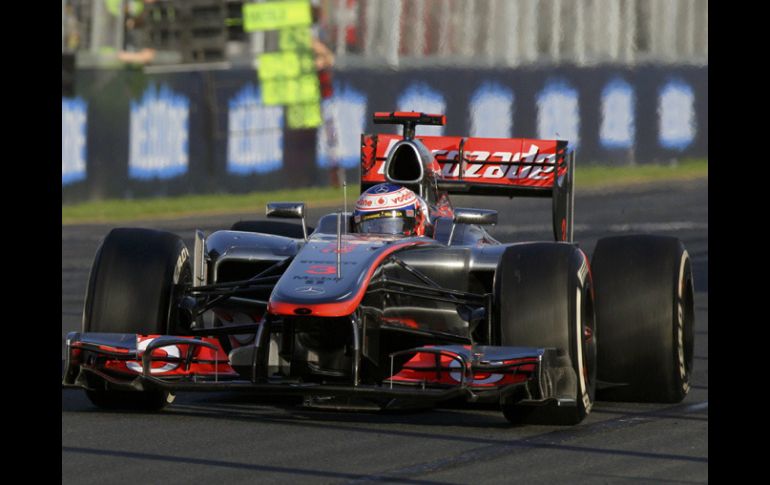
[{"x1": 354, "y1": 210, "x2": 416, "y2": 235}]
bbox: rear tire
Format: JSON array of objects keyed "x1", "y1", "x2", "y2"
[
  {"x1": 592, "y1": 235, "x2": 694, "y2": 403},
  {"x1": 82, "y1": 228, "x2": 192, "y2": 411},
  {"x1": 494, "y1": 243, "x2": 596, "y2": 425},
  {"x1": 230, "y1": 220, "x2": 312, "y2": 238}
]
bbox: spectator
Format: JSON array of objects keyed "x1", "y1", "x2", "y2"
[
  {"x1": 312, "y1": 0, "x2": 343, "y2": 187},
  {"x1": 283, "y1": 0, "x2": 338, "y2": 188},
  {"x1": 118, "y1": 0, "x2": 156, "y2": 65}
]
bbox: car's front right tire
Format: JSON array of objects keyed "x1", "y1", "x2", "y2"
[
  {"x1": 592, "y1": 235, "x2": 694, "y2": 403},
  {"x1": 494, "y1": 243, "x2": 596, "y2": 425}
]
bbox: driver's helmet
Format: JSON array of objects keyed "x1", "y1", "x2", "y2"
[{"x1": 352, "y1": 183, "x2": 427, "y2": 236}]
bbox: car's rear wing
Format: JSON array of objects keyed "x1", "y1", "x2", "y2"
[{"x1": 360, "y1": 131, "x2": 576, "y2": 242}]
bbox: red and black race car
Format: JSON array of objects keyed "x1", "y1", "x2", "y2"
[{"x1": 62, "y1": 112, "x2": 695, "y2": 425}]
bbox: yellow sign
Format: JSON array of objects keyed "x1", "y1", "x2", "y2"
[
  {"x1": 243, "y1": 1, "x2": 312, "y2": 32},
  {"x1": 261, "y1": 75, "x2": 320, "y2": 106},
  {"x1": 279, "y1": 27, "x2": 312, "y2": 51},
  {"x1": 258, "y1": 51, "x2": 315, "y2": 81},
  {"x1": 298, "y1": 52, "x2": 315, "y2": 73},
  {"x1": 287, "y1": 103, "x2": 322, "y2": 128},
  {"x1": 261, "y1": 79, "x2": 293, "y2": 105},
  {"x1": 246, "y1": 1, "x2": 320, "y2": 127},
  {"x1": 297, "y1": 74, "x2": 320, "y2": 102},
  {"x1": 104, "y1": 0, "x2": 122, "y2": 16},
  {"x1": 259, "y1": 52, "x2": 300, "y2": 80}
]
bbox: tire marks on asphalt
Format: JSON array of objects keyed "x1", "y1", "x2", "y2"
[
  {"x1": 60, "y1": 446, "x2": 449, "y2": 485},
  {"x1": 344, "y1": 400, "x2": 708, "y2": 483}
]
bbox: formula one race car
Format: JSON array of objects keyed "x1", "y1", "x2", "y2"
[{"x1": 63, "y1": 112, "x2": 695, "y2": 425}]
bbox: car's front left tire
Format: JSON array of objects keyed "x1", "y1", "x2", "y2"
[{"x1": 82, "y1": 228, "x2": 192, "y2": 411}]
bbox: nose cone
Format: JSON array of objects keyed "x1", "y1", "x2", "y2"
[{"x1": 268, "y1": 234, "x2": 431, "y2": 317}]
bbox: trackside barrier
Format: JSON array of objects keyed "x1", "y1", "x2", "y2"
[{"x1": 62, "y1": 66, "x2": 707, "y2": 203}]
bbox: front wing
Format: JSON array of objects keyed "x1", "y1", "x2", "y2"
[{"x1": 62, "y1": 332, "x2": 579, "y2": 408}]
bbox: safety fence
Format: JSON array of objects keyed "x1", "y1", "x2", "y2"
[{"x1": 64, "y1": 0, "x2": 708, "y2": 69}]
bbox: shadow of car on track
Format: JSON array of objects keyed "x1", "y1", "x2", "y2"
[
  {"x1": 63, "y1": 389, "x2": 519, "y2": 429},
  {"x1": 64, "y1": 386, "x2": 705, "y2": 431}
]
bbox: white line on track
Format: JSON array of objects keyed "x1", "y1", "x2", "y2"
[
  {"x1": 685, "y1": 401, "x2": 708, "y2": 412},
  {"x1": 345, "y1": 398, "x2": 709, "y2": 484}
]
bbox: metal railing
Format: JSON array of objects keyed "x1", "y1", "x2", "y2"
[
  {"x1": 63, "y1": 0, "x2": 708, "y2": 69},
  {"x1": 323, "y1": 0, "x2": 708, "y2": 69}
]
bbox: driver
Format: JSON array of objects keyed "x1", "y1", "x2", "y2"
[{"x1": 352, "y1": 183, "x2": 429, "y2": 236}]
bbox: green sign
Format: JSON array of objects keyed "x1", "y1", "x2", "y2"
[
  {"x1": 243, "y1": 0, "x2": 312, "y2": 32},
  {"x1": 105, "y1": 0, "x2": 143, "y2": 16},
  {"x1": 104, "y1": 0, "x2": 122, "y2": 16},
  {"x1": 244, "y1": 1, "x2": 320, "y2": 128},
  {"x1": 260, "y1": 75, "x2": 320, "y2": 106},
  {"x1": 258, "y1": 51, "x2": 315, "y2": 80},
  {"x1": 261, "y1": 79, "x2": 292, "y2": 105},
  {"x1": 297, "y1": 74, "x2": 320, "y2": 102},
  {"x1": 279, "y1": 27, "x2": 312, "y2": 51},
  {"x1": 259, "y1": 52, "x2": 300, "y2": 80},
  {"x1": 287, "y1": 103, "x2": 323, "y2": 129}
]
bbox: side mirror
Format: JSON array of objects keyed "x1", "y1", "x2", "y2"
[
  {"x1": 449, "y1": 208, "x2": 497, "y2": 245},
  {"x1": 266, "y1": 202, "x2": 308, "y2": 240}
]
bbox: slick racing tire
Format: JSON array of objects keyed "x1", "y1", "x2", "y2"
[
  {"x1": 592, "y1": 235, "x2": 694, "y2": 403},
  {"x1": 82, "y1": 228, "x2": 193, "y2": 411},
  {"x1": 494, "y1": 243, "x2": 596, "y2": 426},
  {"x1": 231, "y1": 220, "x2": 313, "y2": 239}
]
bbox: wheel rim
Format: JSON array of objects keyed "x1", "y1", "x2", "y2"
[
  {"x1": 676, "y1": 256, "x2": 694, "y2": 395},
  {"x1": 166, "y1": 245, "x2": 193, "y2": 335},
  {"x1": 582, "y1": 283, "x2": 597, "y2": 403},
  {"x1": 575, "y1": 251, "x2": 597, "y2": 413}
]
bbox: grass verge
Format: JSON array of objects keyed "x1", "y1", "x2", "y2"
[
  {"x1": 576, "y1": 159, "x2": 707, "y2": 189},
  {"x1": 62, "y1": 187, "x2": 344, "y2": 224},
  {"x1": 63, "y1": 159, "x2": 706, "y2": 224}
]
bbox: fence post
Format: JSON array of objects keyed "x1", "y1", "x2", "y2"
[
  {"x1": 517, "y1": 0, "x2": 535, "y2": 63},
  {"x1": 363, "y1": 0, "x2": 377, "y2": 57},
  {"x1": 550, "y1": 0, "x2": 561, "y2": 63},
  {"x1": 384, "y1": 0, "x2": 402, "y2": 67},
  {"x1": 411, "y1": 0, "x2": 426, "y2": 58},
  {"x1": 574, "y1": 0, "x2": 586, "y2": 65},
  {"x1": 622, "y1": 0, "x2": 636, "y2": 64}
]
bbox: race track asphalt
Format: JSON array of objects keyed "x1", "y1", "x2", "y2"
[{"x1": 62, "y1": 178, "x2": 708, "y2": 484}]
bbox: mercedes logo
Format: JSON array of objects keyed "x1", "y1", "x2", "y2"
[
  {"x1": 295, "y1": 286, "x2": 325, "y2": 295},
  {"x1": 374, "y1": 185, "x2": 390, "y2": 194}
]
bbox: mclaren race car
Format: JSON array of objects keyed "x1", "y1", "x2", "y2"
[{"x1": 62, "y1": 112, "x2": 695, "y2": 425}]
